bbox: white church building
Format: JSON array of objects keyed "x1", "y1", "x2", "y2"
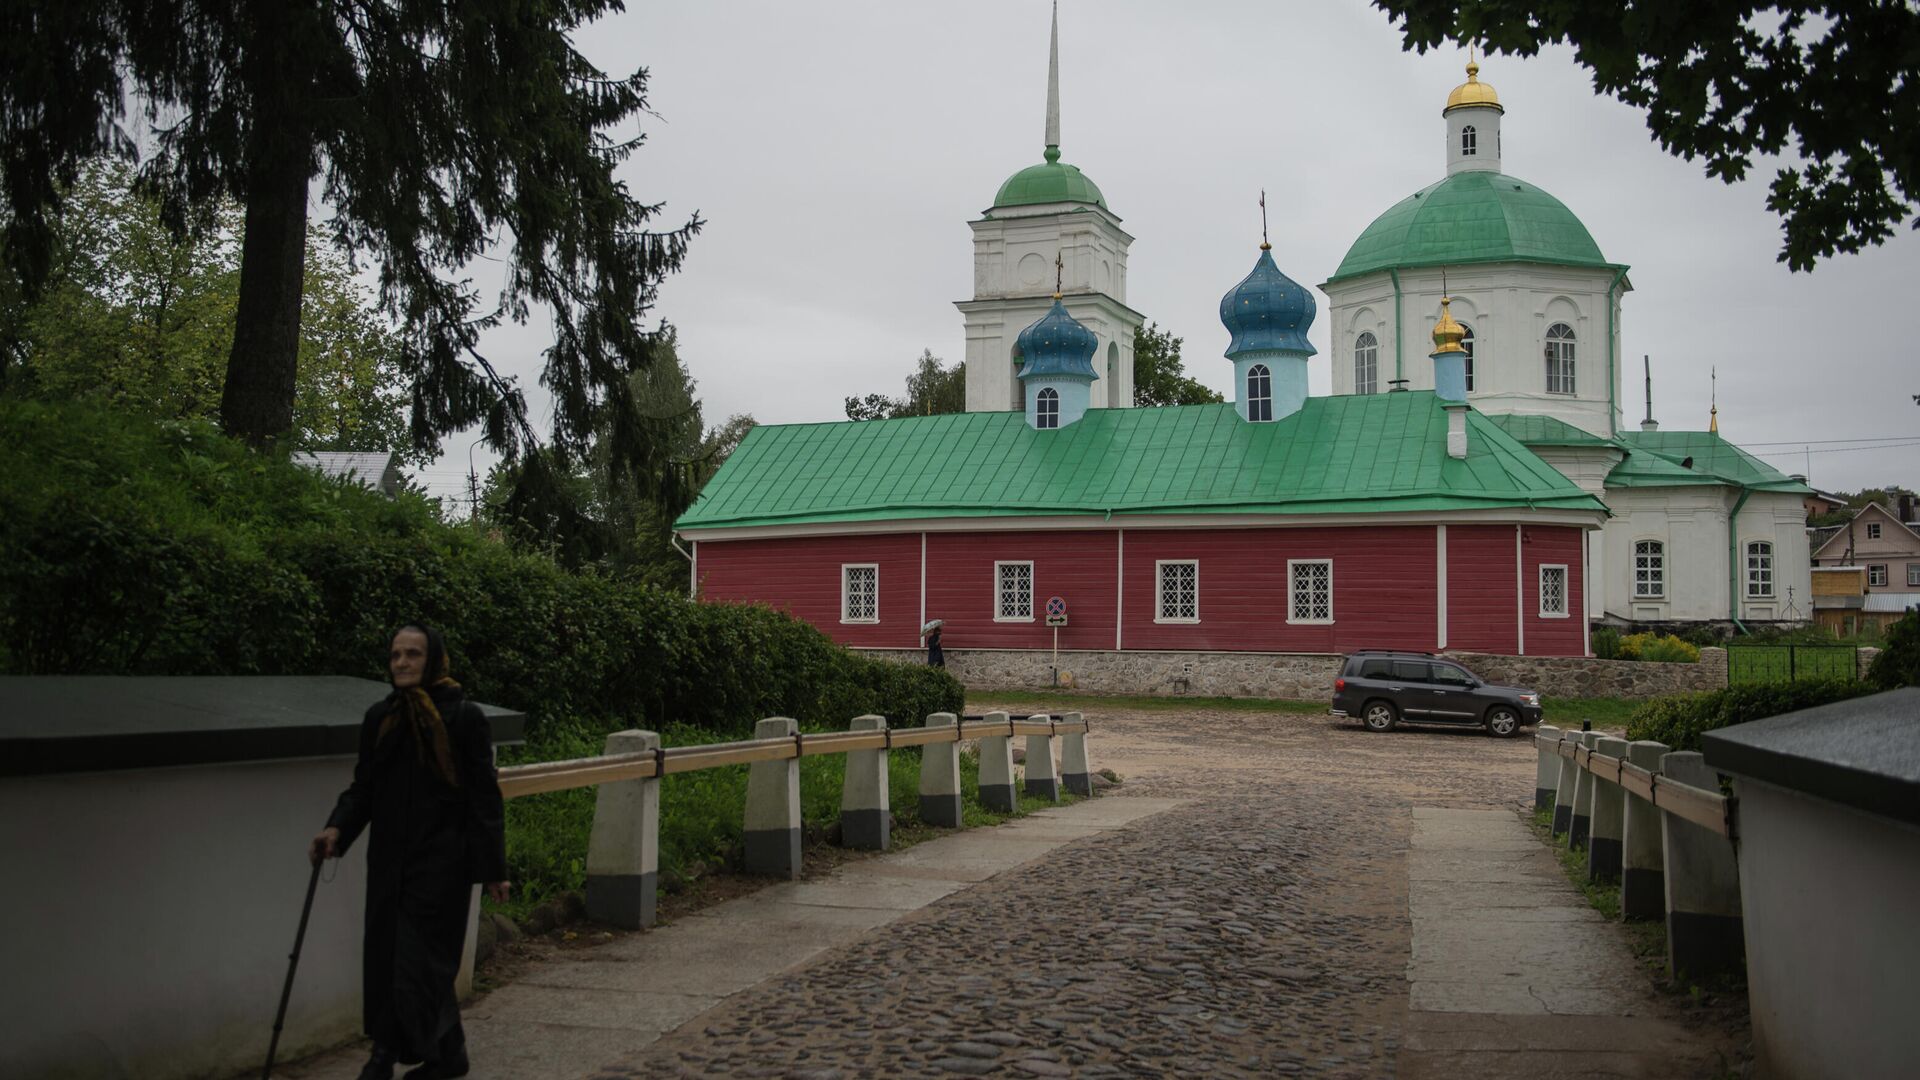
[{"x1": 951, "y1": 15, "x2": 1811, "y2": 632}]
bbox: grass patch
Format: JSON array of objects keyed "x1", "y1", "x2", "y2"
[
  {"x1": 491, "y1": 722, "x2": 1078, "y2": 920},
  {"x1": 1541, "y1": 696, "x2": 1642, "y2": 732},
  {"x1": 966, "y1": 688, "x2": 1330, "y2": 715}
]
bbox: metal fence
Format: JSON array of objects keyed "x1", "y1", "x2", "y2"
[{"x1": 1727, "y1": 645, "x2": 1858, "y2": 685}]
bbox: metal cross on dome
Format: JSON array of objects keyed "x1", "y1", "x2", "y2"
[
  {"x1": 1260, "y1": 189, "x2": 1268, "y2": 248},
  {"x1": 1053, "y1": 251, "x2": 1064, "y2": 296}
]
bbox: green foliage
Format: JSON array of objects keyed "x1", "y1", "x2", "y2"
[
  {"x1": 1592, "y1": 627, "x2": 1621, "y2": 660},
  {"x1": 845, "y1": 349, "x2": 966, "y2": 421},
  {"x1": 0, "y1": 400, "x2": 961, "y2": 740},
  {"x1": 0, "y1": 161, "x2": 420, "y2": 462},
  {"x1": 1624, "y1": 680, "x2": 1879, "y2": 753},
  {"x1": 1132, "y1": 322, "x2": 1223, "y2": 407},
  {"x1": 1866, "y1": 610, "x2": 1920, "y2": 689},
  {"x1": 1376, "y1": 1, "x2": 1920, "y2": 270},
  {"x1": 3, "y1": 0, "x2": 697, "y2": 465}
]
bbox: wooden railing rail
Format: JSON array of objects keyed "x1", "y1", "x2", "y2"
[
  {"x1": 1541, "y1": 731, "x2": 1732, "y2": 837},
  {"x1": 498, "y1": 715, "x2": 1092, "y2": 800}
]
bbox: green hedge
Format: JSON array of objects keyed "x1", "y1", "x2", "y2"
[
  {"x1": 1623, "y1": 679, "x2": 1880, "y2": 753},
  {"x1": 0, "y1": 401, "x2": 962, "y2": 739}
]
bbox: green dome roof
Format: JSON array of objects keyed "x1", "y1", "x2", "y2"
[
  {"x1": 1329, "y1": 171, "x2": 1615, "y2": 282},
  {"x1": 992, "y1": 151, "x2": 1106, "y2": 210}
]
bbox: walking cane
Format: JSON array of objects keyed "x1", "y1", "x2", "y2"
[{"x1": 262, "y1": 857, "x2": 325, "y2": 1079}]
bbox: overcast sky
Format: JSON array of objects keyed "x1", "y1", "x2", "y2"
[{"x1": 414, "y1": 0, "x2": 1919, "y2": 502}]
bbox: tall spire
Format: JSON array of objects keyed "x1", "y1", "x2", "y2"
[
  {"x1": 1044, "y1": 1, "x2": 1061, "y2": 163},
  {"x1": 1709, "y1": 366, "x2": 1719, "y2": 433}
]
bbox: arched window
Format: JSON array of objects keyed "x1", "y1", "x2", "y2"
[
  {"x1": 1246, "y1": 363, "x2": 1272, "y2": 421},
  {"x1": 1545, "y1": 323, "x2": 1576, "y2": 394},
  {"x1": 1035, "y1": 387, "x2": 1060, "y2": 429},
  {"x1": 1461, "y1": 125, "x2": 1477, "y2": 156},
  {"x1": 1460, "y1": 324, "x2": 1475, "y2": 392},
  {"x1": 1009, "y1": 344, "x2": 1025, "y2": 409},
  {"x1": 1354, "y1": 332, "x2": 1379, "y2": 395},
  {"x1": 1634, "y1": 540, "x2": 1665, "y2": 598}
]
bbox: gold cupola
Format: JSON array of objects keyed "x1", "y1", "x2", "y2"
[
  {"x1": 1431, "y1": 296, "x2": 1467, "y2": 354},
  {"x1": 1444, "y1": 61, "x2": 1503, "y2": 115}
]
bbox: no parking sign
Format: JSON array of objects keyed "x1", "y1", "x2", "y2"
[{"x1": 1045, "y1": 595, "x2": 1068, "y2": 627}]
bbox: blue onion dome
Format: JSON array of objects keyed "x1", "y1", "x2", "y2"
[
  {"x1": 1219, "y1": 245, "x2": 1317, "y2": 359},
  {"x1": 1015, "y1": 298, "x2": 1100, "y2": 380}
]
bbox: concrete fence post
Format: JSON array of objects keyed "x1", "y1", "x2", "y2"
[
  {"x1": 744, "y1": 717, "x2": 801, "y2": 878},
  {"x1": 1569, "y1": 731, "x2": 1601, "y2": 850},
  {"x1": 1024, "y1": 716, "x2": 1060, "y2": 802},
  {"x1": 1060, "y1": 712, "x2": 1092, "y2": 796},
  {"x1": 1659, "y1": 751, "x2": 1745, "y2": 982},
  {"x1": 1534, "y1": 725, "x2": 1562, "y2": 811},
  {"x1": 918, "y1": 712, "x2": 963, "y2": 827},
  {"x1": 839, "y1": 714, "x2": 890, "y2": 850},
  {"x1": 1550, "y1": 729, "x2": 1578, "y2": 838},
  {"x1": 1620, "y1": 739, "x2": 1669, "y2": 921},
  {"x1": 1586, "y1": 737, "x2": 1629, "y2": 883},
  {"x1": 976, "y1": 711, "x2": 1017, "y2": 813},
  {"x1": 584, "y1": 729, "x2": 662, "y2": 929}
]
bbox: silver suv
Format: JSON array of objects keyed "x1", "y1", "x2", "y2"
[{"x1": 1330, "y1": 651, "x2": 1542, "y2": 737}]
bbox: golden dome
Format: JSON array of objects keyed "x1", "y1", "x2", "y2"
[
  {"x1": 1431, "y1": 297, "x2": 1467, "y2": 354},
  {"x1": 1444, "y1": 60, "x2": 1503, "y2": 114}
]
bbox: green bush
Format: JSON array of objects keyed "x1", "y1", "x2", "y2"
[
  {"x1": 1613, "y1": 632, "x2": 1699, "y2": 663},
  {"x1": 1624, "y1": 679, "x2": 1879, "y2": 753},
  {"x1": 1592, "y1": 627, "x2": 1621, "y2": 660},
  {"x1": 1867, "y1": 610, "x2": 1920, "y2": 689},
  {"x1": 0, "y1": 400, "x2": 963, "y2": 738}
]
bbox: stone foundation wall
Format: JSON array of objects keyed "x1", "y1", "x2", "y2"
[{"x1": 861, "y1": 646, "x2": 1729, "y2": 701}]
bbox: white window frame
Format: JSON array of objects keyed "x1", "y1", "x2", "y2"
[
  {"x1": 1460, "y1": 323, "x2": 1475, "y2": 392},
  {"x1": 1632, "y1": 539, "x2": 1665, "y2": 599},
  {"x1": 1907, "y1": 563, "x2": 1920, "y2": 587},
  {"x1": 1354, "y1": 332, "x2": 1378, "y2": 395},
  {"x1": 1154, "y1": 560, "x2": 1200, "y2": 624},
  {"x1": 1035, "y1": 387, "x2": 1060, "y2": 429},
  {"x1": 1867, "y1": 521, "x2": 1882, "y2": 539},
  {"x1": 1461, "y1": 124, "x2": 1477, "y2": 156},
  {"x1": 841, "y1": 563, "x2": 879, "y2": 624},
  {"x1": 1538, "y1": 564, "x2": 1570, "y2": 618},
  {"x1": 1545, "y1": 323, "x2": 1577, "y2": 395},
  {"x1": 1287, "y1": 558, "x2": 1334, "y2": 625},
  {"x1": 1246, "y1": 363, "x2": 1272, "y2": 422},
  {"x1": 1745, "y1": 541, "x2": 1775, "y2": 598},
  {"x1": 994, "y1": 560, "x2": 1035, "y2": 622},
  {"x1": 1867, "y1": 564, "x2": 1888, "y2": 587}
]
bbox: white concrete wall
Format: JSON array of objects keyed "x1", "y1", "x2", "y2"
[
  {"x1": 961, "y1": 202, "x2": 1139, "y2": 413},
  {"x1": 1732, "y1": 777, "x2": 1920, "y2": 1080},
  {"x1": 1594, "y1": 487, "x2": 1809, "y2": 625},
  {"x1": 1445, "y1": 103, "x2": 1502, "y2": 175},
  {"x1": 0, "y1": 757, "x2": 478, "y2": 1080},
  {"x1": 1323, "y1": 263, "x2": 1627, "y2": 437}
]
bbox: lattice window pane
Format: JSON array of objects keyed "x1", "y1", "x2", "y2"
[
  {"x1": 997, "y1": 563, "x2": 1033, "y2": 620},
  {"x1": 844, "y1": 566, "x2": 877, "y2": 621},
  {"x1": 1159, "y1": 562, "x2": 1197, "y2": 621},
  {"x1": 1355, "y1": 333, "x2": 1378, "y2": 395},
  {"x1": 1746, "y1": 543, "x2": 1773, "y2": 597},
  {"x1": 1290, "y1": 561, "x2": 1332, "y2": 622},
  {"x1": 1634, "y1": 540, "x2": 1664, "y2": 598},
  {"x1": 1540, "y1": 566, "x2": 1567, "y2": 615}
]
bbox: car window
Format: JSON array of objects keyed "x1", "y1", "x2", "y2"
[
  {"x1": 1391, "y1": 660, "x2": 1430, "y2": 681},
  {"x1": 1357, "y1": 659, "x2": 1393, "y2": 678},
  {"x1": 1430, "y1": 664, "x2": 1474, "y2": 686}
]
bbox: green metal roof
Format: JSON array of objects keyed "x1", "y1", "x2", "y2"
[
  {"x1": 1327, "y1": 171, "x2": 1618, "y2": 283},
  {"x1": 1614, "y1": 430, "x2": 1810, "y2": 493},
  {"x1": 676, "y1": 396, "x2": 1606, "y2": 532},
  {"x1": 1488, "y1": 414, "x2": 1617, "y2": 447},
  {"x1": 993, "y1": 159, "x2": 1106, "y2": 209}
]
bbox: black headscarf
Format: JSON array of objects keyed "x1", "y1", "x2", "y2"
[{"x1": 376, "y1": 623, "x2": 464, "y2": 788}]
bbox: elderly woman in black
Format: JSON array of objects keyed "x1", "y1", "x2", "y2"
[{"x1": 310, "y1": 625, "x2": 510, "y2": 1080}]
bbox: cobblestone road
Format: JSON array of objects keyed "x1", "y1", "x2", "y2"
[{"x1": 580, "y1": 706, "x2": 1728, "y2": 1079}]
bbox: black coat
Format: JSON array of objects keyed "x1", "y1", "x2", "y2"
[{"x1": 325, "y1": 687, "x2": 507, "y2": 1058}]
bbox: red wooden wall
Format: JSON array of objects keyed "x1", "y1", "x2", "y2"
[{"x1": 694, "y1": 522, "x2": 1590, "y2": 656}]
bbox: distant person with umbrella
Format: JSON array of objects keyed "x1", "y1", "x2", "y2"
[
  {"x1": 309, "y1": 625, "x2": 509, "y2": 1080},
  {"x1": 922, "y1": 619, "x2": 945, "y2": 668}
]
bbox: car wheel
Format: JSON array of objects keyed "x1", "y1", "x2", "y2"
[
  {"x1": 1484, "y1": 706, "x2": 1520, "y2": 738},
  {"x1": 1362, "y1": 700, "x2": 1397, "y2": 732}
]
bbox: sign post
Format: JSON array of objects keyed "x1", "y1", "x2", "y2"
[{"x1": 1045, "y1": 596, "x2": 1068, "y2": 685}]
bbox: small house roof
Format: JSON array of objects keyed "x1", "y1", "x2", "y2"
[{"x1": 291, "y1": 451, "x2": 402, "y2": 494}]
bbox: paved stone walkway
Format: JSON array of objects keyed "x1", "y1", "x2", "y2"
[{"x1": 278, "y1": 706, "x2": 1740, "y2": 1079}]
